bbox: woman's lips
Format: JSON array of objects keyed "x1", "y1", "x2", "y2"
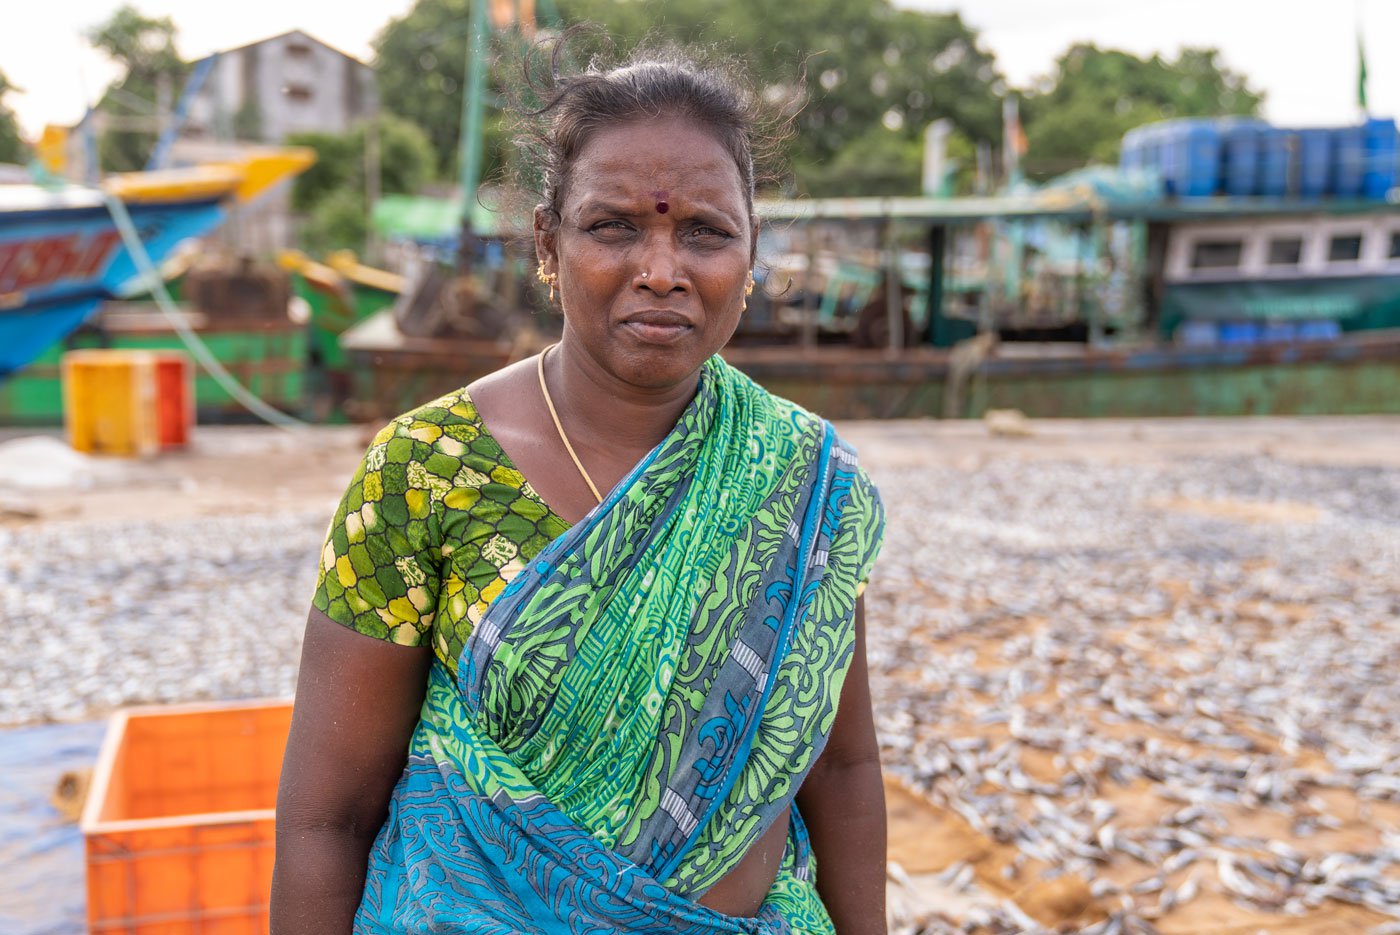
[{"x1": 621, "y1": 311, "x2": 694, "y2": 344}]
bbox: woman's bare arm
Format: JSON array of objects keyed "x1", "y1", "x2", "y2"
[
  {"x1": 270, "y1": 609, "x2": 432, "y2": 934},
  {"x1": 796, "y1": 596, "x2": 887, "y2": 935}
]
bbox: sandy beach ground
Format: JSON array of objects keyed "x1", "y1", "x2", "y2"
[{"x1": 2, "y1": 416, "x2": 1398, "y2": 934}]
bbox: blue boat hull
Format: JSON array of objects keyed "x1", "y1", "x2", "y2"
[{"x1": 0, "y1": 197, "x2": 225, "y2": 377}]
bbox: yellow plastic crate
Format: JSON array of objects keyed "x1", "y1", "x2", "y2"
[{"x1": 62, "y1": 349, "x2": 159, "y2": 457}]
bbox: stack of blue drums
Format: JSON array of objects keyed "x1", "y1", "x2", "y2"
[{"x1": 1121, "y1": 117, "x2": 1398, "y2": 200}]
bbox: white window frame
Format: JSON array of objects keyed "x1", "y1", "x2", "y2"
[{"x1": 1168, "y1": 216, "x2": 1398, "y2": 283}]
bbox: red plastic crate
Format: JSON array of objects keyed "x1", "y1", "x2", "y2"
[{"x1": 151, "y1": 351, "x2": 194, "y2": 449}]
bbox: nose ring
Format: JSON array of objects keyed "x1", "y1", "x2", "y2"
[{"x1": 641, "y1": 271, "x2": 651, "y2": 282}]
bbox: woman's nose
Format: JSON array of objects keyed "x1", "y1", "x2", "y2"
[{"x1": 632, "y1": 235, "x2": 688, "y2": 295}]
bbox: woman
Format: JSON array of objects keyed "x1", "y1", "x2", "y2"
[{"x1": 272, "y1": 41, "x2": 887, "y2": 935}]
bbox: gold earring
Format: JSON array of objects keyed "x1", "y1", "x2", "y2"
[
  {"x1": 744, "y1": 272, "x2": 755, "y2": 296},
  {"x1": 536, "y1": 262, "x2": 557, "y2": 302}
]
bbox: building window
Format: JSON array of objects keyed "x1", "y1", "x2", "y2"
[
  {"x1": 1389, "y1": 232, "x2": 1400, "y2": 259},
  {"x1": 284, "y1": 84, "x2": 314, "y2": 103},
  {"x1": 1266, "y1": 237, "x2": 1303, "y2": 267},
  {"x1": 1190, "y1": 240, "x2": 1244, "y2": 271},
  {"x1": 287, "y1": 42, "x2": 313, "y2": 58},
  {"x1": 1327, "y1": 234, "x2": 1364, "y2": 263}
]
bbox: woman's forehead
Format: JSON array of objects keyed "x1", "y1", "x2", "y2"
[{"x1": 564, "y1": 117, "x2": 746, "y2": 207}]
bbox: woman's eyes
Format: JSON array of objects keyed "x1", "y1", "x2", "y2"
[
  {"x1": 585, "y1": 220, "x2": 733, "y2": 244},
  {"x1": 587, "y1": 220, "x2": 633, "y2": 236},
  {"x1": 691, "y1": 226, "x2": 732, "y2": 242}
]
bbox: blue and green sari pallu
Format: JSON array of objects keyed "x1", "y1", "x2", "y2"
[{"x1": 312, "y1": 356, "x2": 885, "y2": 933}]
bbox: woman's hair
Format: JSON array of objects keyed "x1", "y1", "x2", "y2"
[{"x1": 516, "y1": 28, "x2": 791, "y2": 225}]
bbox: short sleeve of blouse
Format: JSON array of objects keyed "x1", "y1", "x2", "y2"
[
  {"x1": 311, "y1": 420, "x2": 445, "y2": 647},
  {"x1": 822, "y1": 462, "x2": 886, "y2": 611},
  {"x1": 842, "y1": 465, "x2": 885, "y2": 590}
]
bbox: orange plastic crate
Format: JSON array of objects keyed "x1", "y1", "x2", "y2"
[{"x1": 80, "y1": 699, "x2": 292, "y2": 934}]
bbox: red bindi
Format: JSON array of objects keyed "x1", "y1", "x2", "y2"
[{"x1": 651, "y1": 190, "x2": 670, "y2": 214}]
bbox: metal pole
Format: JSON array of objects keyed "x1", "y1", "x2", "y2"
[
  {"x1": 884, "y1": 218, "x2": 903, "y2": 355},
  {"x1": 458, "y1": 0, "x2": 489, "y2": 271},
  {"x1": 801, "y1": 228, "x2": 818, "y2": 352},
  {"x1": 365, "y1": 118, "x2": 382, "y2": 264},
  {"x1": 926, "y1": 224, "x2": 946, "y2": 346}
]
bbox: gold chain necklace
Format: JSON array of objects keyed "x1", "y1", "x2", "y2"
[{"x1": 537, "y1": 344, "x2": 604, "y2": 504}]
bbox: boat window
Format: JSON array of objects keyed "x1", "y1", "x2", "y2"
[
  {"x1": 1189, "y1": 240, "x2": 1244, "y2": 270},
  {"x1": 1266, "y1": 237, "x2": 1303, "y2": 267},
  {"x1": 1389, "y1": 232, "x2": 1400, "y2": 259},
  {"x1": 1327, "y1": 234, "x2": 1364, "y2": 263}
]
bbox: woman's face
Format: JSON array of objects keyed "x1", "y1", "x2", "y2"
[{"x1": 536, "y1": 115, "x2": 756, "y2": 390}]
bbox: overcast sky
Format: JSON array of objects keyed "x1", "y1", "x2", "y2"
[{"x1": 3, "y1": 0, "x2": 1394, "y2": 138}]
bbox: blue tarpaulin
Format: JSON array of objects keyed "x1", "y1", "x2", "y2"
[{"x1": 0, "y1": 721, "x2": 104, "y2": 935}]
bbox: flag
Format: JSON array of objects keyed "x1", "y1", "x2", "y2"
[
  {"x1": 1358, "y1": 31, "x2": 1369, "y2": 113},
  {"x1": 489, "y1": 0, "x2": 536, "y2": 34},
  {"x1": 1002, "y1": 97, "x2": 1028, "y2": 183},
  {"x1": 37, "y1": 125, "x2": 69, "y2": 176}
]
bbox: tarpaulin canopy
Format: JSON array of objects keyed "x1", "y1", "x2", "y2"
[{"x1": 371, "y1": 194, "x2": 518, "y2": 242}]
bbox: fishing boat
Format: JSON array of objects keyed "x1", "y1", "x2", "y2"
[
  {"x1": 336, "y1": 179, "x2": 1400, "y2": 421},
  {"x1": 729, "y1": 189, "x2": 1400, "y2": 419},
  {"x1": 277, "y1": 249, "x2": 405, "y2": 420},
  {"x1": 0, "y1": 149, "x2": 314, "y2": 380}
]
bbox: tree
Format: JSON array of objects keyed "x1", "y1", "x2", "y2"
[
  {"x1": 1021, "y1": 44, "x2": 1265, "y2": 181},
  {"x1": 373, "y1": 0, "x2": 513, "y2": 180},
  {"x1": 288, "y1": 114, "x2": 438, "y2": 254},
  {"x1": 86, "y1": 5, "x2": 187, "y2": 172},
  {"x1": 300, "y1": 187, "x2": 371, "y2": 257},
  {"x1": 372, "y1": 0, "x2": 1006, "y2": 197},
  {"x1": 556, "y1": 0, "x2": 1005, "y2": 196},
  {"x1": 0, "y1": 71, "x2": 26, "y2": 164}
]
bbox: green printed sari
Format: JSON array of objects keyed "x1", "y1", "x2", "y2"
[{"x1": 313, "y1": 356, "x2": 884, "y2": 933}]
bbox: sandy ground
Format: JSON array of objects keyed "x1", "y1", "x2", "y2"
[
  {"x1": 3, "y1": 415, "x2": 1399, "y2": 934},
  {"x1": 5, "y1": 415, "x2": 1398, "y2": 525}
]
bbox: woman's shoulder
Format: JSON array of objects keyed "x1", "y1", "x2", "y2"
[
  {"x1": 723, "y1": 362, "x2": 871, "y2": 478},
  {"x1": 367, "y1": 387, "x2": 485, "y2": 451},
  {"x1": 718, "y1": 358, "x2": 824, "y2": 435},
  {"x1": 358, "y1": 388, "x2": 527, "y2": 506}
]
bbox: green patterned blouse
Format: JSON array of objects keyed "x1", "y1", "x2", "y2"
[{"x1": 313, "y1": 387, "x2": 879, "y2": 678}]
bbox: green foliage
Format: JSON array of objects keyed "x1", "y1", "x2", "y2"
[
  {"x1": 371, "y1": 0, "x2": 1269, "y2": 197},
  {"x1": 798, "y1": 130, "x2": 923, "y2": 197},
  {"x1": 86, "y1": 5, "x2": 183, "y2": 75},
  {"x1": 556, "y1": 0, "x2": 1005, "y2": 196},
  {"x1": 300, "y1": 187, "x2": 371, "y2": 256},
  {"x1": 1022, "y1": 44, "x2": 1265, "y2": 180},
  {"x1": 372, "y1": 0, "x2": 1005, "y2": 197},
  {"x1": 375, "y1": 114, "x2": 440, "y2": 194},
  {"x1": 0, "y1": 70, "x2": 26, "y2": 164},
  {"x1": 372, "y1": 0, "x2": 513, "y2": 180},
  {"x1": 288, "y1": 114, "x2": 437, "y2": 209},
  {"x1": 288, "y1": 115, "x2": 437, "y2": 253},
  {"x1": 286, "y1": 130, "x2": 360, "y2": 212},
  {"x1": 86, "y1": 4, "x2": 188, "y2": 172}
]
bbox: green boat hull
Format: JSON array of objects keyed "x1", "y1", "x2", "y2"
[{"x1": 0, "y1": 316, "x2": 307, "y2": 425}]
